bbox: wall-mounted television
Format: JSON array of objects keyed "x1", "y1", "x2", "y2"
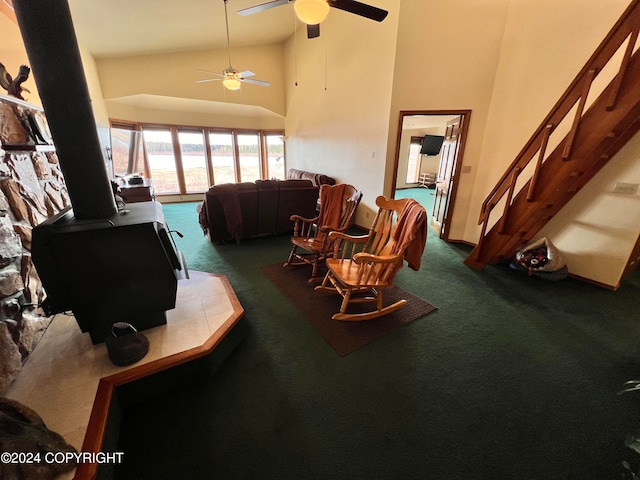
[{"x1": 420, "y1": 135, "x2": 445, "y2": 156}]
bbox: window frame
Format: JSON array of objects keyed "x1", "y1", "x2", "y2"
[{"x1": 110, "y1": 119, "x2": 285, "y2": 195}]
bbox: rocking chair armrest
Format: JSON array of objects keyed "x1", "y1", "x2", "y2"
[
  {"x1": 290, "y1": 214, "x2": 320, "y2": 237},
  {"x1": 289, "y1": 214, "x2": 319, "y2": 223},
  {"x1": 352, "y1": 252, "x2": 403, "y2": 265},
  {"x1": 318, "y1": 224, "x2": 350, "y2": 234},
  {"x1": 328, "y1": 232, "x2": 371, "y2": 258},
  {"x1": 327, "y1": 231, "x2": 369, "y2": 243}
]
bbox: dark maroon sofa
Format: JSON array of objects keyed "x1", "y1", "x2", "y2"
[{"x1": 198, "y1": 179, "x2": 319, "y2": 243}]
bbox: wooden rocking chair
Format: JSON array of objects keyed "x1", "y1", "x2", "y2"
[
  {"x1": 284, "y1": 184, "x2": 362, "y2": 281},
  {"x1": 315, "y1": 196, "x2": 427, "y2": 321}
]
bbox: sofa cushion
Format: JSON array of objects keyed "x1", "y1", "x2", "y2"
[
  {"x1": 255, "y1": 180, "x2": 279, "y2": 234},
  {"x1": 236, "y1": 183, "x2": 258, "y2": 238}
]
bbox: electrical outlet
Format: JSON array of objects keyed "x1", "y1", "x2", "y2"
[
  {"x1": 613, "y1": 182, "x2": 639, "y2": 195},
  {"x1": 462, "y1": 165, "x2": 472, "y2": 174}
]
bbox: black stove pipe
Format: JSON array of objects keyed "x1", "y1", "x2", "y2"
[{"x1": 12, "y1": 0, "x2": 117, "y2": 220}]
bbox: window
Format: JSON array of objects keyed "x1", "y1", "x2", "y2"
[
  {"x1": 209, "y1": 131, "x2": 235, "y2": 185},
  {"x1": 265, "y1": 133, "x2": 285, "y2": 180},
  {"x1": 143, "y1": 128, "x2": 181, "y2": 194},
  {"x1": 237, "y1": 132, "x2": 261, "y2": 183},
  {"x1": 110, "y1": 124, "x2": 143, "y2": 178},
  {"x1": 406, "y1": 136, "x2": 423, "y2": 184},
  {"x1": 178, "y1": 129, "x2": 208, "y2": 193}
]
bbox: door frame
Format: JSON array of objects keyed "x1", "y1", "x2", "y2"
[{"x1": 391, "y1": 109, "x2": 471, "y2": 241}]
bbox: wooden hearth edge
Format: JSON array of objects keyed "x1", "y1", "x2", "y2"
[{"x1": 73, "y1": 274, "x2": 245, "y2": 480}]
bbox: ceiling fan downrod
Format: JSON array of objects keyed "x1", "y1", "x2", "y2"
[
  {"x1": 222, "y1": 0, "x2": 241, "y2": 90},
  {"x1": 223, "y1": 0, "x2": 233, "y2": 68}
]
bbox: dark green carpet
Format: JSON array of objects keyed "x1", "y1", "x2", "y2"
[{"x1": 116, "y1": 191, "x2": 640, "y2": 480}]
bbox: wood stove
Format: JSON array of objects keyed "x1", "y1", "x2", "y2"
[
  {"x1": 32, "y1": 202, "x2": 185, "y2": 343},
  {"x1": 12, "y1": 0, "x2": 186, "y2": 343}
]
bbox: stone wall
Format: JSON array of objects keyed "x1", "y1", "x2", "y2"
[{"x1": 0, "y1": 93, "x2": 70, "y2": 394}]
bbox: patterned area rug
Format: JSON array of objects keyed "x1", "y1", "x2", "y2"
[{"x1": 261, "y1": 262, "x2": 437, "y2": 356}]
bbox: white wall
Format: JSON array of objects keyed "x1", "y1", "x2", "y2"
[{"x1": 283, "y1": 1, "x2": 400, "y2": 226}]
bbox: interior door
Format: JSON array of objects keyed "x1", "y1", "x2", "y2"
[{"x1": 431, "y1": 116, "x2": 463, "y2": 239}]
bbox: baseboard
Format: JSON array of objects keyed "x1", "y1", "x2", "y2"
[{"x1": 567, "y1": 272, "x2": 618, "y2": 290}]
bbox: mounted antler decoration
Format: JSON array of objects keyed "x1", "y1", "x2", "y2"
[{"x1": 0, "y1": 62, "x2": 31, "y2": 100}]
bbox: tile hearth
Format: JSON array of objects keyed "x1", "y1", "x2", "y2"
[{"x1": 5, "y1": 271, "x2": 243, "y2": 479}]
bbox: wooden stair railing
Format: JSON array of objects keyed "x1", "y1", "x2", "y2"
[{"x1": 465, "y1": 0, "x2": 640, "y2": 270}]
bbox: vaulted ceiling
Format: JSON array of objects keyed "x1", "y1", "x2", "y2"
[{"x1": 66, "y1": 0, "x2": 298, "y2": 58}]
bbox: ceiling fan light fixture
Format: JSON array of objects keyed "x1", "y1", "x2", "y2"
[
  {"x1": 294, "y1": 0, "x2": 329, "y2": 25},
  {"x1": 222, "y1": 78, "x2": 242, "y2": 90}
]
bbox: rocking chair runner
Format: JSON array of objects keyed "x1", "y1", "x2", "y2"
[
  {"x1": 315, "y1": 196, "x2": 428, "y2": 321},
  {"x1": 284, "y1": 184, "x2": 362, "y2": 280}
]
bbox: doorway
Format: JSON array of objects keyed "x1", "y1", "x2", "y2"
[{"x1": 392, "y1": 110, "x2": 471, "y2": 241}]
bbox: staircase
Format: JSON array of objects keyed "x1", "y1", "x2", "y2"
[{"x1": 465, "y1": 0, "x2": 640, "y2": 270}]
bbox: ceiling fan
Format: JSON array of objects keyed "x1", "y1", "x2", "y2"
[
  {"x1": 197, "y1": 0, "x2": 270, "y2": 90},
  {"x1": 238, "y1": 0, "x2": 388, "y2": 39}
]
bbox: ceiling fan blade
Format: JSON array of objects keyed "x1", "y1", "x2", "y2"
[
  {"x1": 238, "y1": 70, "x2": 256, "y2": 78},
  {"x1": 329, "y1": 0, "x2": 388, "y2": 22},
  {"x1": 242, "y1": 78, "x2": 270, "y2": 87},
  {"x1": 307, "y1": 24, "x2": 320, "y2": 39},
  {"x1": 196, "y1": 69, "x2": 223, "y2": 77},
  {"x1": 237, "y1": 0, "x2": 291, "y2": 16},
  {"x1": 196, "y1": 78, "x2": 222, "y2": 83}
]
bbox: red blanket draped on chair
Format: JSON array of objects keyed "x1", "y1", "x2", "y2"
[
  {"x1": 316, "y1": 184, "x2": 347, "y2": 244},
  {"x1": 392, "y1": 199, "x2": 428, "y2": 271}
]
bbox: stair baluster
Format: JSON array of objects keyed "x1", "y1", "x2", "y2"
[
  {"x1": 608, "y1": 26, "x2": 639, "y2": 110},
  {"x1": 562, "y1": 69, "x2": 597, "y2": 160},
  {"x1": 527, "y1": 124, "x2": 554, "y2": 202}
]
